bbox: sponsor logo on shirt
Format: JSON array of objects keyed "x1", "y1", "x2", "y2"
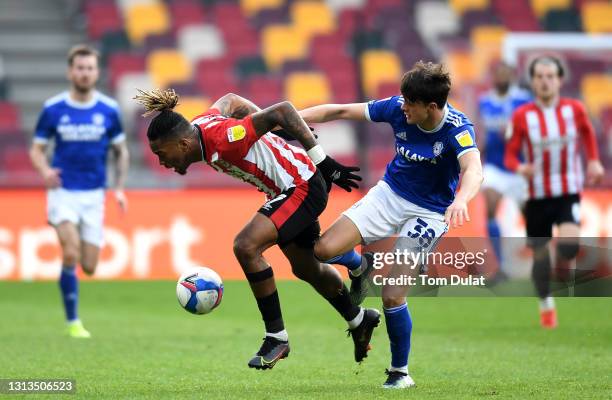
[
  {"x1": 433, "y1": 141, "x2": 444, "y2": 156},
  {"x1": 227, "y1": 125, "x2": 246, "y2": 142},
  {"x1": 396, "y1": 145, "x2": 438, "y2": 164},
  {"x1": 454, "y1": 130, "x2": 474, "y2": 147},
  {"x1": 396, "y1": 131, "x2": 407, "y2": 140}
]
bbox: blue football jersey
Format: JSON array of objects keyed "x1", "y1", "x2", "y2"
[
  {"x1": 478, "y1": 86, "x2": 531, "y2": 169},
  {"x1": 366, "y1": 96, "x2": 479, "y2": 214},
  {"x1": 33, "y1": 91, "x2": 125, "y2": 190}
]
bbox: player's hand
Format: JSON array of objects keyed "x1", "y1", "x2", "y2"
[
  {"x1": 445, "y1": 198, "x2": 469, "y2": 229},
  {"x1": 42, "y1": 167, "x2": 62, "y2": 188},
  {"x1": 115, "y1": 190, "x2": 128, "y2": 213},
  {"x1": 316, "y1": 156, "x2": 362, "y2": 192},
  {"x1": 517, "y1": 163, "x2": 534, "y2": 179},
  {"x1": 586, "y1": 160, "x2": 604, "y2": 185}
]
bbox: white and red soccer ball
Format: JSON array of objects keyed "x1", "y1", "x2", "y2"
[{"x1": 176, "y1": 266, "x2": 223, "y2": 315}]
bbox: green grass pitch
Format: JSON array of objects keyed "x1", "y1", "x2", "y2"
[{"x1": 0, "y1": 281, "x2": 610, "y2": 399}]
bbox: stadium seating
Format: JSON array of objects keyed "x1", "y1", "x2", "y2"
[
  {"x1": 261, "y1": 25, "x2": 309, "y2": 70},
  {"x1": 108, "y1": 52, "x2": 146, "y2": 90},
  {"x1": 581, "y1": 1, "x2": 612, "y2": 33},
  {"x1": 242, "y1": 76, "x2": 283, "y2": 108},
  {"x1": 580, "y1": 74, "x2": 612, "y2": 117},
  {"x1": 196, "y1": 58, "x2": 239, "y2": 100},
  {"x1": 361, "y1": 50, "x2": 402, "y2": 98},
  {"x1": 445, "y1": 51, "x2": 479, "y2": 88},
  {"x1": 529, "y1": 0, "x2": 572, "y2": 18},
  {"x1": 492, "y1": 0, "x2": 540, "y2": 31},
  {"x1": 147, "y1": 49, "x2": 192, "y2": 88},
  {"x1": 240, "y1": 0, "x2": 285, "y2": 17},
  {"x1": 284, "y1": 72, "x2": 331, "y2": 109},
  {"x1": 168, "y1": 0, "x2": 206, "y2": 35},
  {"x1": 291, "y1": 1, "x2": 335, "y2": 38},
  {"x1": 0, "y1": 101, "x2": 20, "y2": 131},
  {"x1": 543, "y1": 8, "x2": 582, "y2": 31},
  {"x1": 125, "y1": 2, "x2": 170, "y2": 45},
  {"x1": 469, "y1": 25, "x2": 506, "y2": 79},
  {"x1": 3, "y1": 0, "x2": 612, "y2": 189},
  {"x1": 449, "y1": 0, "x2": 490, "y2": 16},
  {"x1": 174, "y1": 96, "x2": 211, "y2": 120},
  {"x1": 85, "y1": 0, "x2": 123, "y2": 40},
  {"x1": 178, "y1": 25, "x2": 226, "y2": 62}
]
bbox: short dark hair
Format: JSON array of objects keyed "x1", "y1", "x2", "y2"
[
  {"x1": 133, "y1": 88, "x2": 191, "y2": 142},
  {"x1": 67, "y1": 44, "x2": 99, "y2": 66},
  {"x1": 400, "y1": 61, "x2": 451, "y2": 109},
  {"x1": 528, "y1": 55, "x2": 565, "y2": 78}
]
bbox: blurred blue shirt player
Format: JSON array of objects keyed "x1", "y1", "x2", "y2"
[
  {"x1": 477, "y1": 61, "x2": 531, "y2": 263},
  {"x1": 29, "y1": 45, "x2": 129, "y2": 338}
]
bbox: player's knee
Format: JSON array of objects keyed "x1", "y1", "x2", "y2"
[
  {"x1": 382, "y1": 296, "x2": 405, "y2": 309},
  {"x1": 313, "y1": 240, "x2": 335, "y2": 263},
  {"x1": 290, "y1": 264, "x2": 310, "y2": 281},
  {"x1": 81, "y1": 261, "x2": 98, "y2": 276},
  {"x1": 62, "y1": 247, "x2": 80, "y2": 267},
  {"x1": 233, "y1": 235, "x2": 259, "y2": 264},
  {"x1": 557, "y1": 241, "x2": 579, "y2": 261}
]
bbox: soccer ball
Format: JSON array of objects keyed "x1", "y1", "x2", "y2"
[{"x1": 176, "y1": 266, "x2": 224, "y2": 315}]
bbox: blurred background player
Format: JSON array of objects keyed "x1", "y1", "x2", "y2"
[
  {"x1": 29, "y1": 45, "x2": 129, "y2": 338},
  {"x1": 478, "y1": 61, "x2": 531, "y2": 266},
  {"x1": 300, "y1": 61, "x2": 483, "y2": 388},
  {"x1": 505, "y1": 55, "x2": 604, "y2": 329},
  {"x1": 134, "y1": 89, "x2": 379, "y2": 370}
]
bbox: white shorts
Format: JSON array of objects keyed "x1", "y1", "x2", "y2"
[
  {"x1": 47, "y1": 188, "x2": 105, "y2": 247},
  {"x1": 482, "y1": 164, "x2": 527, "y2": 203},
  {"x1": 342, "y1": 180, "x2": 448, "y2": 253}
]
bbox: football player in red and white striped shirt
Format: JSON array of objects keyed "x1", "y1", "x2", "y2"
[
  {"x1": 505, "y1": 55, "x2": 604, "y2": 328},
  {"x1": 135, "y1": 89, "x2": 380, "y2": 369}
]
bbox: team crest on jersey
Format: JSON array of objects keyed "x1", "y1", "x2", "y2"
[
  {"x1": 433, "y1": 141, "x2": 444, "y2": 156},
  {"x1": 92, "y1": 113, "x2": 105, "y2": 125},
  {"x1": 454, "y1": 130, "x2": 474, "y2": 147},
  {"x1": 227, "y1": 125, "x2": 246, "y2": 142},
  {"x1": 60, "y1": 114, "x2": 70, "y2": 124}
]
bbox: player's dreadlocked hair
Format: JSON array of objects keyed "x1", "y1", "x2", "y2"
[
  {"x1": 400, "y1": 61, "x2": 451, "y2": 109},
  {"x1": 134, "y1": 88, "x2": 191, "y2": 142}
]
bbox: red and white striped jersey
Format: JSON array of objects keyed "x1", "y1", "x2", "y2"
[
  {"x1": 191, "y1": 109, "x2": 316, "y2": 198},
  {"x1": 504, "y1": 98, "x2": 599, "y2": 200}
]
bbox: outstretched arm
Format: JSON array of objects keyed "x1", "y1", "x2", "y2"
[
  {"x1": 445, "y1": 151, "x2": 483, "y2": 228},
  {"x1": 251, "y1": 101, "x2": 361, "y2": 191},
  {"x1": 299, "y1": 103, "x2": 368, "y2": 123}
]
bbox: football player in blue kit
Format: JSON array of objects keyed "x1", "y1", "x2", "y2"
[
  {"x1": 478, "y1": 61, "x2": 531, "y2": 263},
  {"x1": 29, "y1": 45, "x2": 129, "y2": 338},
  {"x1": 300, "y1": 61, "x2": 483, "y2": 388}
]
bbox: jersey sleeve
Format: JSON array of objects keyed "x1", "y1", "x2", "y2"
[
  {"x1": 33, "y1": 107, "x2": 55, "y2": 144},
  {"x1": 365, "y1": 96, "x2": 401, "y2": 123},
  {"x1": 203, "y1": 115, "x2": 260, "y2": 161},
  {"x1": 504, "y1": 110, "x2": 526, "y2": 171},
  {"x1": 108, "y1": 108, "x2": 126, "y2": 144},
  {"x1": 449, "y1": 124, "x2": 479, "y2": 159},
  {"x1": 573, "y1": 101, "x2": 599, "y2": 161}
]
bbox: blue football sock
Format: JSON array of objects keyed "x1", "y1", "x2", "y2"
[
  {"x1": 487, "y1": 219, "x2": 502, "y2": 263},
  {"x1": 59, "y1": 266, "x2": 78, "y2": 322},
  {"x1": 384, "y1": 303, "x2": 412, "y2": 370},
  {"x1": 325, "y1": 249, "x2": 362, "y2": 271}
]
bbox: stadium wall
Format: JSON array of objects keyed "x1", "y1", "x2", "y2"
[{"x1": 0, "y1": 189, "x2": 609, "y2": 281}]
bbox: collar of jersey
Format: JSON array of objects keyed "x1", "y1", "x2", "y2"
[
  {"x1": 417, "y1": 104, "x2": 449, "y2": 134},
  {"x1": 64, "y1": 91, "x2": 99, "y2": 109}
]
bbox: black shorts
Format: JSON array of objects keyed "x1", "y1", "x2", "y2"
[
  {"x1": 525, "y1": 194, "x2": 580, "y2": 247},
  {"x1": 258, "y1": 170, "x2": 328, "y2": 248}
]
